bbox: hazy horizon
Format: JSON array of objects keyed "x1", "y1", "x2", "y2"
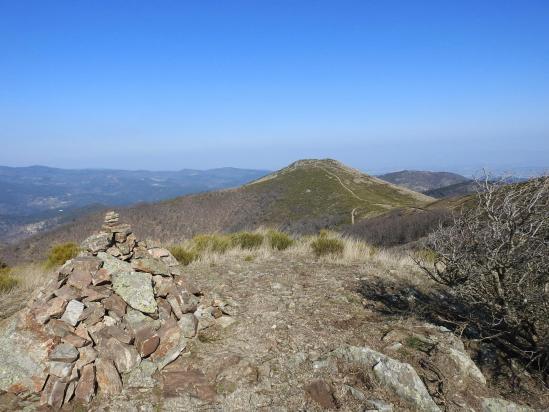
[{"x1": 1, "y1": 1, "x2": 548, "y2": 173}]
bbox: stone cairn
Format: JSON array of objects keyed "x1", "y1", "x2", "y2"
[{"x1": 12, "y1": 212, "x2": 230, "y2": 408}]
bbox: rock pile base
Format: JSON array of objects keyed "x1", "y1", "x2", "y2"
[{"x1": 2, "y1": 212, "x2": 230, "y2": 408}]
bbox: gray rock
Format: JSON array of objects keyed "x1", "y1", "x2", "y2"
[
  {"x1": 112, "y1": 271, "x2": 157, "y2": 314},
  {"x1": 0, "y1": 317, "x2": 52, "y2": 393},
  {"x1": 330, "y1": 346, "x2": 440, "y2": 412},
  {"x1": 103, "y1": 338, "x2": 141, "y2": 373},
  {"x1": 49, "y1": 361, "x2": 74, "y2": 379},
  {"x1": 447, "y1": 347, "x2": 486, "y2": 385},
  {"x1": 61, "y1": 300, "x2": 85, "y2": 326},
  {"x1": 178, "y1": 313, "x2": 198, "y2": 338},
  {"x1": 366, "y1": 399, "x2": 393, "y2": 412},
  {"x1": 481, "y1": 398, "x2": 535, "y2": 412},
  {"x1": 97, "y1": 251, "x2": 132, "y2": 275},
  {"x1": 132, "y1": 256, "x2": 170, "y2": 276},
  {"x1": 49, "y1": 343, "x2": 79, "y2": 363},
  {"x1": 124, "y1": 360, "x2": 157, "y2": 388},
  {"x1": 82, "y1": 232, "x2": 113, "y2": 253}
]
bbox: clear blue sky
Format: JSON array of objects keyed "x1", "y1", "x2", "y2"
[{"x1": 1, "y1": 0, "x2": 548, "y2": 174}]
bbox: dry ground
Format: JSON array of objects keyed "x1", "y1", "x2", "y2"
[{"x1": 1, "y1": 243, "x2": 547, "y2": 411}]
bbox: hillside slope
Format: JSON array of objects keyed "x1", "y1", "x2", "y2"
[
  {"x1": 377, "y1": 170, "x2": 469, "y2": 193},
  {"x1": 1, "y1": 159, "x2": 433, "y2": 263}
]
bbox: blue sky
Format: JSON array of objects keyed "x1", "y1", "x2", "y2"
[{"x1": 1, "y1": 1, "x2": 548, "y2": 174}]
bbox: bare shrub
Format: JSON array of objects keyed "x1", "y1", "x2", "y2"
[{"x1": 416, "y1": 176, "x2": 549, "y2": 377}]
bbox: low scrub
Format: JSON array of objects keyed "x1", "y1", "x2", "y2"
[
  {"x1": 169, "y1": 246, "x2": 198, "y2": 266},
  {"x1": 45, "y1": 243, "x2": 79, "y2": 268},
  {"x1": 0, "y1": 266, "x2": 18, "y2": 292},
  {"x1": 311, "y1": 236, "x2": 344, "y2": 257},
  {"x1": 266, "y1": 230, "x2": 293, "y2": 250},
  {"x1": 192, "y1": 234, "x2": 231, "y2": 253},
  {"x1": 230, "y1": 232, "x2": 264, "y2": 250}
]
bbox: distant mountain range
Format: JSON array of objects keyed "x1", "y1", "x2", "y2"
[
  {"x1": 376, "y1": 170, "x2": 470, "y2": 193},
  {"x1": 1, "y1": 159, "x2": 434, "y2": 263},
  {"x1": 0, "y1": 165, "x2": 269, "y2": 242}
]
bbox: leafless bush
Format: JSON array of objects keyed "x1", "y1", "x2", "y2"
[{"x1": 416, "y1": 176, "x2": 549, "y2": 378}]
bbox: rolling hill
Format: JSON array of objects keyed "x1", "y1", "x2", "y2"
[
  {"x1": 377, "y1": 170, "x2": 469, "y2": 193},
  {"x1": 1, "y1": 159, "x2": 434, "y2": 263}
]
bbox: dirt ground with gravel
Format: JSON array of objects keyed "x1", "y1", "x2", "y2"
[{"x1": 1, "y1": 253, "x2": 547, "y2": 411}]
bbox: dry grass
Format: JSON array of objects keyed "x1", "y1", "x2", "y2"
[{"x1": 0, "y1": 264, "x2": 53, "y2": 320}]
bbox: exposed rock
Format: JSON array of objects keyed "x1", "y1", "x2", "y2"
[
  {"x1": 49, "y1": 361, "x2": 73, "y2": 379},
  {"x1": 54, "y1": 285, "x2": 80, "y2": 301},
  {"x1": 49, "y1": 343, "x2": 79, "y2": 363},
  {"x1": 74, "y1": 363, "x2": 95, "y2": 403},
  {"x1": 41, "y1": 377, "x2": 67, "y2": 408},
  {"x1": 97, "y1": 251, "x2": 132, "y2": 275},
  {"x1": 446, "y1": 347, "x2": 486, "y2": 385},
  {"x1": 95, "y1": 358, "x2": 122, "y2": 395},
  {"x1": 103, "y1": 293, "x2": 127, "y2": 318},
  {"x1": 33, "y1": 297, "x2": 67, "y2": 324},
  {"x1": 330, "y1": 346, "x2": 440, "y2": 412},
  {"x1": 132, "y1": 256, "x2": 170, "y2": 276},
  {"x1": 148, "y1": 247, "x2": 170, "y2": 259},
  {"x1": 82, "y1": 232, "x2": 113, "y2": 254},
  {"x1": 124, "y1": 360, "x2": 158, "y2": 388},
  {"x1": 112, "y1": 271, "x2": 157, "y2": 314},
  {"x1": 153, "y1": 275, "x2": 174, "y2": 297},
  {"x1": 92, "y1": 268, "x2": 111, "y2": 285},
  {"x1": 103, "y1": 338, "x2": 141, "y2": 373},
  {"x1": 481, "y1": 398, "x2": 535, "y2": 412},
  {"x1": 61, "y1": 332, "x2": 88, "y2": 348},
  {"x1": 150, "y1": 326, "x2": 187, "y2": 370},
  {"x1": 178, "y1": 313, "x2": 198, "y2": 338},
  {"x1": 67, "y1": 268, "x2": 92, "y2": 290},
  {"x1": 76, "y1": 346, "x2": 98, "y2": 370},
  {"x1": 61, "y1": 300, "x2": 85, "y2": 326},
  {"x1": 135, "y1": 325, "x2": 161, "y2": 357}
]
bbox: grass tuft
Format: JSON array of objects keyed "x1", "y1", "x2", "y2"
[
  {"x1": 45, "y1": 242, "x2": 79, "y2": 269},
  {"x1": 266, "y1": 230, "x2": 293, "y2": 250},
  {"x1": 0, "y1": 267, "x2": 18, "y2": 292},
  {"x1": 169, "y1": 245, "x2": 199, "y2": 266},
  {"x1": 192, "y1": 234, "x2": 231, "y2": 253},
  {"x1": 230, "y1": 232, "x2": 264, "y2": 250},
  {"x1": 311, "y1": 236, "x2": 344, "y2": 257}
]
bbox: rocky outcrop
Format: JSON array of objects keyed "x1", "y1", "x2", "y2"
[
  {"x1": 327, "y1": 346, "x2": 440, "y2": 411},
  {"x1": 0, "y1": 212, "x2": 232, "y2": 408}
]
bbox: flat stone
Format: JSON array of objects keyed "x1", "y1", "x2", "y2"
[
  {"x1": 150, "y1": 326, "x2": 187, "y2": 370},
  {"x1": 64, "y1": 380, "x2": 76, "y2": 405},
  {"x1": 167, "y1": 295, "x2": 183, "y2": 319},
  {"x1": 72, "y1": 256, "x2": 103, "y2": 273},
  {"x1": 103, "y1": 293, "x2": 127, "y2": 317},
  {"x1": 81, "y1": 287, "x2": 110, "y2": 302},
  {"x1": 75, "y1": 323, "x2": 92, "y2": 342},
  {"x1": 102, "y1": 325, "x2": 133, "y2": 344},
  {"x1": 124, "y1": 360, "x2": 157, "y2": 388},
  {"x1": 61, "y1": 300, "x2": 85, "y2": 326},
  {"x1": 103, "y1": 338, "x2": 141, "y2": 373},
  {"x1": 175, "y1": 277, "x2": 200, "y2": 296},
  {"x1": 153, "y1": 275, "x2": 174, "y2": 297},
  {"x1": 106, "y1": 246, "x2": 122, "y2": 257},
  {"x1": 157, "y1": 298, "x2": 172, "y2": 322},
  {"x1": 95, "y1": 358, "x2": 122, "y2": 395},
  {"x1": 123, "y1": 308, "x2": 160, "y2": 335},
  {"x1": 74, "y1": 363, "x2": 95, "y2": 403},
  {"x1": 148, "y1": 247, "x2": 170, "y2": 258},
  {"x1": 76, "y1": 346, "x2": 98, "y2": 370},
  {"x1": 112, "y1": 271, "x2": 157, "y2": 314},
  {"x1": 82, "y1": 232, "x2": 113, "y2": 254},
  {"x1": 97, "y1": 251, "x2": 132, "y2": 274},
  {"x1": 447, "y1": 347, "x2": 486, "y2": 385},
  {"x1": 80, "y1": 302, "x2": 105, "y2": 326},
  {"x1": 61, "y1": 332, "x2": 88, "y2": 348},
  {"x1": 174, "y1": 290, "x2": 200, "y2": 314},
  {"x1": 67, "y1": 269, "x2": 92, "y2": 290},
  {"x1": 41, "y1": 376, "x2": 67, "y2": 408},
  {"x1": 131, "y1": 256, "x2": 170, "y2": 276},
  {"x1": 49, "y1": 343, "x2": 79, "y2": 363},
  {"x1": 54, "y1": 285, "x2": 80, "y2": 301},
  {"x1": 49, "y1": 361, "x2": 74, "y2": 379},
  {"x1": 217, "y1": 315, "x2": 236, "y2": 329},
  {"x1": 135, "y1": 325, "x2": 160, "y2": 357},
  {"x1": 33, "y1": 297, "x2": 67, "y2": 324},
  {"x1": 46, "y1": 319, "x2": 75, "y2": 338},
  {"x1": 178, "y1": 313, "x2": 198, "y2": 338},
  {"x1": 92, "y1": 268, "x2": 111, "y2": 285}
]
